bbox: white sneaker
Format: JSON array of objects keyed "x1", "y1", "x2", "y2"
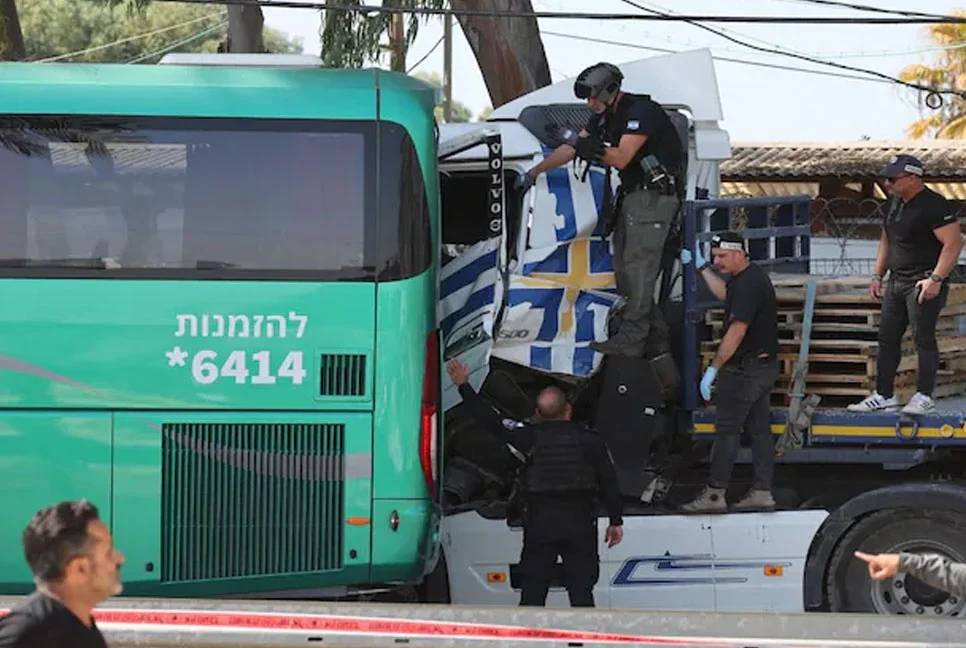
[
  {"x1": 847, "y1": 391, "x2": 900, "y2": 412},
  {"x1": 902, "y1": 392, "x2": 936, "y2": 416}
]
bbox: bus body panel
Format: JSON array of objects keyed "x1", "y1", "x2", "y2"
[
  {"x1": 0, "y1": 280, "x2": 376, "y2": 410},
  {"x1": 0, "y1": 412, "x2": 112, "y2": 590},
  {"x1": 0, "y1": 62, "x2": 440, "y2": 595}
]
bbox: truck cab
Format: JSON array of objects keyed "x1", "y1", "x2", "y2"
[{"x1": 433, "y1": 49, "x2": 966, "y2": 617}]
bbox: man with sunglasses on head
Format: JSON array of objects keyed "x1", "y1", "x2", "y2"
[
  {"x1": 0, "y1": 500, "x2": 125, "y2": 648},
  {"x1": 848, "y1": 155, "x2": 962, "y2": 416},
  {"x1": 517, "y1": 62, "x2": 683, "y2": 361}
]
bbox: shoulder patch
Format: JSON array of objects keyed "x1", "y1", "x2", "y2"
[{"x1": 626, "y1": 119, "x2": 641, "y2": 130}]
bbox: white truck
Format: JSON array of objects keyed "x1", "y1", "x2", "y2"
[{"x1": 433, "y1": 49, "x2": 966, "y2": 617}]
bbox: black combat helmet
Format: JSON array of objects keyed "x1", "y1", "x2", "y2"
[{"x1": 573, "y1": 62, "x2": 624, "y2": 103}]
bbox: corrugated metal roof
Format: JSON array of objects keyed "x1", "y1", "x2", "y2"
[
  {"x1": 721, "y1": 181, "x2": 966, "y2": 201},
  {"x1": 722, "y1": 140, "x2": 966, "y2": 179}
]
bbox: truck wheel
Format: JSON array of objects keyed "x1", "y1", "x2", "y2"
[
  {"x1": 419, "y1": 553, "x2": 451, "y2": 604},
  {"x1": 827, "y1": 508, "x2": 966, "y2": 616}
]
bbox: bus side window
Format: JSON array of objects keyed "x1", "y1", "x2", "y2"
[{"x1": 0, "y1": 143, "x2": 29, "y2": 259}]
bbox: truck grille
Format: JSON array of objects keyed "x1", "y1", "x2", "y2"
[{"x1": 161, "y1": 422, "x2": 344, "y2": 582}]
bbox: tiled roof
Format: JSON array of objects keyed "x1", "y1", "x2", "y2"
[{"x1": 722, "y1": 140, "x2": 966, "y2": 180}]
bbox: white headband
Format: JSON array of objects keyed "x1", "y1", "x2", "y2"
[{"x1": 715, "y1": 241, "x2": 745, "y2": 251}]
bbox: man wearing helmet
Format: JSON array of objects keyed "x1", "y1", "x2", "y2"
[{"x1": 518, "y1": 62, "x2": 684, "y2": 359}]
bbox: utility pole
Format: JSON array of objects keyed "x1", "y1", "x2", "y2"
[
  {"x1": 390, "y1": 13, "x2": 406, "y2": 72},
  {"x1": 443, "y1": 14, "x2": 453, "y2": 122}
]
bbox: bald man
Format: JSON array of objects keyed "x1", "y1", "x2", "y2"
[{"x1": 447, "y1": 360, "x2": 622, "y2": 607}]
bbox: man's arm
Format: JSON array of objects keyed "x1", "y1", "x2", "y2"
[
  {"x1": 932, "y1": 222, "x2": 963, "y2": 280},
  {"x1": 874, "y1": 228, "x2": 890, "y2": 278},
  {"x1": 711, "y1": 320, "x2": 749, "y2": 369},
  {"x1": 599, "y1": 133, "x2": 648, "y2": 170},
  {"x1": 585, "y1": 435, "x2": 623, "y2": 527},
  {"x1": 900, "y1": 553, "x2": 966, "y2": 598},
  {"x1": 447, "y1": 360, "x2": 521, "y2": 445},
  {"x1": 699, "y1": 266, "x2": 727, "y2": 301},
  {"x1": 527, "y1": 143, "x2": 577, "y2": 178},
  {"x1": 870, "y1": 228, "x2": 889, "y2": 299}
]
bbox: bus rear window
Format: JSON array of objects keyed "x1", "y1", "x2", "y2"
[{"x1": 0, "y1": 116, "x2": 402, "y2": 280}]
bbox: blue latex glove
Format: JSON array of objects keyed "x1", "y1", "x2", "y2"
[
  {"x1": 700, "y1": 366, "x2": 718, "y2": 401},
  {"x1": 680, "y1": 244, "x2": 707, "y2": 269}
]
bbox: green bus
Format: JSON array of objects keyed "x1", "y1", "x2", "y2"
[{"x1": 0, "y1": 59, "x2": 442, "y2": 597}]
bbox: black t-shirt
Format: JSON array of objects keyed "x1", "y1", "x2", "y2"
[
  {"x1": 723, "y1": 262, "x2": 779, "y2": 363},
  {"x1": 883, "y1": 187, "x2": 958, "y2": 280},
  {"x1": 0, "y1": 592, "x2": 107, "y2": 648},
  {"x1": 586, "y1": 92, "x2": 683, "y2": 186}
]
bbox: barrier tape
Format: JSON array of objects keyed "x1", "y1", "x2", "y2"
[{"x1": 0, "y1": 607, "x2": 698, "y2": 645}]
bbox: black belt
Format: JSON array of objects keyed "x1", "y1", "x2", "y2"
[
  {"x1": 623, "y1": 177, "x2": 677, "y2": 196},
  {"x1": 732, "y1": 352, "x2": 775, "y2": 368}
]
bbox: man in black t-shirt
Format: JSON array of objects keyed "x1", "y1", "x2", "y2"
[
  {"x1": 0, "y1": 500, "x2": 124, "y2": 648},
  {"x1": 446, "y1": 359, "x2": 623, "y2": 608},
  {"x1": 519, "y1": 62, "x2": 683, "y2": 360},
  {"x1": 680, "y1": 232, "x2": 780, "y2": 513},
  {"x1": 848, "y1": 155, "x2": 963, "y2": 415}
]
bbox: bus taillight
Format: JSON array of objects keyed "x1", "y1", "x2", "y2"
[{"x1": 420, "y1": 330, "x2": 440, "y2": 497}]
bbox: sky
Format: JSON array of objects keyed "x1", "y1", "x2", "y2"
[{"x1": 262, "y1": 0, "x2": 963, "y2": 142}]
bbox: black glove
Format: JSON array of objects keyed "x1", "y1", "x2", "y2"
[
  {"x1": 514, "y1": 171, "x2": 535, "y2": 193},
  {"x1": 545, "y1": 124, "x2": 580, "y2": 148},
  {"x1": 575, "y1": 133, "x2": 605, "y2": 164}
]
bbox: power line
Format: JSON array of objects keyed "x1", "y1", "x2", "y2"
[
  {"x1": 407, "y1": 35, "x2": 444, "y2": 73},
  {"x1": 150, "y1": 0, "x2": 966, "y2": 24},
  {"x1": 35, "y1": 11, "x2": 225, "y2": 63},
  {"x1": 617, "y1": 0, "x2": 964, "y2": 101},
  {"x1": 775, "y1": 0, "x2": 957, "y2": 21},
  {"x1": 540, "y1": 30, "x2": 894, "y2": 85},
  {"x1": 126, "y1": 21, "x2": 228, "y2": 64}
]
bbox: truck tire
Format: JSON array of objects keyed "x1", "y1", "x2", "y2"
[
  {"x1": 827, "y1": 508, "x2": 966, "y2": 616},
  {"x1": 419, "y1": 553, "x2": 451, "y2": 604}
]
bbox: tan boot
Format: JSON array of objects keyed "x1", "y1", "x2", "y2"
[
  {"x1": 679, "y1": 486, "x2": 727, "y2": 514},
  {"x1": 731, "y1": 489, "x2": 776, "y2": 512}
]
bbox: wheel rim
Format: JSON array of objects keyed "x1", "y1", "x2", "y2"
[{"x1": 869, "y1": 540, "x2": 966, "y2": 616}]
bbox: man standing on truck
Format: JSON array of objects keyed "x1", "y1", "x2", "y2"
[
  {"x1": 445, "y1": 359, "x2": 623, "y2": 607},
  {"x1": 680, "y1": 232, "x2": 780, "y2": 513},
  {"x1": 516, "y1": 62, "x2": 683, "y2": 360},
  {"x1": 848, "y1": 155, "x2": 962, "y2": 416}
]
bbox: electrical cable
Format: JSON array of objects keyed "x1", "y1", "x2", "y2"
[
  {"x1": 774, "y1": 0, "x2": 956, "y2": 21},
  {"x1": 125, "y1": 20, "x2": 228, "y2": 64},
  {"x1": 540, "y1": 30, "x2": 894, "y2": 84},
  {"x1": 35, "y1": 11, "x2": 225, "y2": 63},
  {"x1": 407, "y1": 34, "x2": 445, "y2": 73},
  {"x1": 148, "y1": 0, "x2": 966, "y2": 24},
  {"x1": 617, "y1": 0, "x2": 964, "y2": 102}
]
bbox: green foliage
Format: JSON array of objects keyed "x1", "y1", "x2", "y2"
[
  {"x1": 320, "y1": 0, "x2": 444, "y2": 69},
  {"x1": 18, "y1": 0, "x2": 301, "y2": 63},
  {"x1": 412, "y1": 71, "x2": 472, "y2": 123},
  {"x1": 900, "y1": 10, "x2": 966, "y2": 139}
]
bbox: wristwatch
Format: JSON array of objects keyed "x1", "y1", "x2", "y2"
[{"x1": 930, "y1": 273, "x2": 944, "y2": 283}]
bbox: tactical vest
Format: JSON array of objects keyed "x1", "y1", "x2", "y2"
[{"x1": 524, "y1": 422, "x2": 598, "y2": 494}]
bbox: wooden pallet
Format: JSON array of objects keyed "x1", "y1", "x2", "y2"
[{"x1": 705, "y1": 302, "x2": 966, "y2": 328}]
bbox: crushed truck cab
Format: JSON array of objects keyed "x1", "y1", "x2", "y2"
[{"x1": 434, "y1": 49, "x2": 966, "y2": 616}]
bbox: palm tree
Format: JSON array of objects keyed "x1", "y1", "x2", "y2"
[{"x1": 900, "y1": 10, "x2": 966, "y2": 139}]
